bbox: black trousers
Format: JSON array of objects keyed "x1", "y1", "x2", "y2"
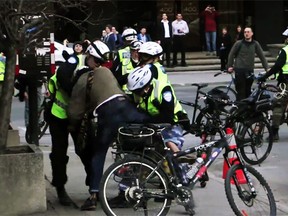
[
  {"x1": 234, "y1": 69, "x2": 254, "y2": 101},
  {"x1": 49, "y1": 115, "x2": 78, "y2": 187},
  {"x1": 172, "y1": 35, "x2": 186, "y2": 65},
  {"x1": 161, "y1": 38, "x2": 172, "y2": 66}
]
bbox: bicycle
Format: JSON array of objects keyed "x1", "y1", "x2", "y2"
[
  {"x1": 193, "y1": 75, "x2": 278, "y2": 165},
  {"x1": 213, "y1": 70, "x2": 237, "y2": 102},
  {"x1": 25, "y1": 78, "x2": 50, "y2": 144},
  {"x1": 25, "y1": 96, "x2": 50, "y2": 144},
  {"x1": 99, "y1": 123, "x2": 277, "y2": 216}
]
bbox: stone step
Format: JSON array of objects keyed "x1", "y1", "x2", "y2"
[
  {"x1": 165, "y1": 62, "x2": 275, "y2": 72},
  {"x1": 176, "y1": 51, "x2": 272, "y2": 60},
  {"x1": 180, "y1": 56, "x2": 276, "y2": 65},
  {"x1": 169, "y1": 51, "x2": 276, "y2": 71}
]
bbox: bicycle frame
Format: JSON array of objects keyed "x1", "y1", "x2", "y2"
[
  {"x1": 139, "y1": 128, "x2": 254, "y2": 192},
  {"x1": 214, "y1": 71, "x2": 236, "y2": 93}
]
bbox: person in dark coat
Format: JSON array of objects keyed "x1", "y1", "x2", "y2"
[
  {"x1": 104, "y1": 24, "x2": 116, "y2": 52},
  {"x1": 217, "y1": 26, "x2": 232, "y2": 71},
  {"x1": 156, "y1": 13, "x2": 173, "y2": 67}
]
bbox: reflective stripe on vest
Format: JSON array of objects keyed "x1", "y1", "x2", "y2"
[
  {"x1": 154, "y1": 62, "x2": 168, "y2": 83},
  {"x1": 118, "y1": 47, "x2": 131, "y2": 63},
  {"x1": 281, "y1": 45, "x2": 288, "y2": 74},
  {"x1": 77, "y1": 54, "x2": 86, "y2": 69},
  {"x1": 121, "y1": 58, "x2": 135, "y2": 93},
  {"x1": 0, "y1": 55, "x2": 6, "y2": 81},
  {"x1": 139, "y1": 79, "x2": 185, "y2": 122},
  {"x1": 48, "y1": 74, "x2": 69, "y2": 119}
]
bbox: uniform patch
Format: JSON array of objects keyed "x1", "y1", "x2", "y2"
[
  {"x1": 163, "y1": 91, "x2": 172, "y2": 102},
  {"x1": 160, "y1": 66, "x2": 166, "y2": 74},
  {"x1": 68, "y1": 57, "x2": 77, "y2": 64},
  {"x1": 122, "y1": 52, "x2": 130, "y2": 59}
]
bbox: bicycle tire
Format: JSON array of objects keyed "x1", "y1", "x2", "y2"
[
  {"x1": 212, "y1": 86, "x2": 237, "y2": 102},
  {"x1": 237, "y1": 118, "x2": 273, "y2": 165},
  {"x1": 225, "y1": 164, "x2": 276, "y2": 216},
  {"x1": 38, "y1": 105, "x2": 49, "y2": 139},
  {"x1": 195, "y1": 107, "x2": 219, "y2": 140},
  {"x1": 99, "y1": 156, "x2": 172, "y2": 216},
  {"x1": 25, "y1": 125, "x2": 33, "y2": 144}
]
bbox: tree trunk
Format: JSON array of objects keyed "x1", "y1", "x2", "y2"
[{"x1": 0, "y1": 44, "x2": 16, "y2": 152}]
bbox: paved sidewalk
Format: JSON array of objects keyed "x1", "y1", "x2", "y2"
[{"x1": 23, "y1": 70, "x2": 287, "y2": 216}]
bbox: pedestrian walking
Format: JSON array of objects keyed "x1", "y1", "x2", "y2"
[
  {"x1": 227, "y1": 26, "x2": 269, "y2": 101},
  {"x1": 172, "y1": 13, "x2": 189, "y2": 67}
]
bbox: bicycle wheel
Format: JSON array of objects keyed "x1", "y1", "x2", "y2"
[
  {"x1": 195, "y1": 107, "x2": 221, "y2": 140},
  {"x1": 99, "y1": 157, "x2": 172, "y2": 216},
  {"x1": 38, "y1": 105, "x2": 49, "y2": 139},
  {"x1": 237, "y1": 118, "x2": 273, "y2": 165},
  {"x1": 212, "y1": 86, "x2": 237, "y2": 102},
  {"x1": 225, "y1": 164, "x2": 276, "y2": 216}
]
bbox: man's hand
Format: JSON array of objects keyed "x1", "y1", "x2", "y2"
[{"x1": 227, "y1": 67, "x2": 234, "y2": 73}]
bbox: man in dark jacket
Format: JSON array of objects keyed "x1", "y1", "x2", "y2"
[
  {"x1": 227, "y1": 27, "x2": 268, "y2": 101},
  {"x1": 156, "y1": 13, "x2": 173, "y2": 67}
]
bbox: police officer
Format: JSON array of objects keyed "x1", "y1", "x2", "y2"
[
  {"x1": 111, "y1": 28, "x2": 138, "y2": 74},
  {"x1": 138, "y1": 41, "x2": 169, "y2": 83},
  {"x1": 107, "y1": 65, "x2": 193, "y2": 211},
  {"x1": 47, "y1": 56, "x2": 79, "y2": 206},
  {"x1": 258, "y1": 28, "x2": 288, "y2": 141},
  {"x1": 0, "y1": 52, "x2": 5, "y2": 96},
  {"x1": 112, "y1": 40, "x2": 143, "y2": 95}
]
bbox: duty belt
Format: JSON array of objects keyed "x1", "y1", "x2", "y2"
[{"x1": 54, "y1": 98, "x2": 68, "y2": 109}]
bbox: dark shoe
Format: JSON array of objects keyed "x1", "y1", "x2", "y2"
[
  {"x1": 270, "y1": 127, "x2": 279, "y2": 142},
  {"x1": 81, "y1": 193, "x2": 97, "y2": 211},
  {"x1": 273, "y1": 133, "x2": 279, "y2": 141},
  {"x1": 181, "y1": 63, "x2": 187, "y2": 67},
  {"x1": 108, "y1": 191, "x2": 130, "y2": 208},
  {"x1": 56, "y1": 186, "x2": 73, "y2": 206},
  {"x1": 266, "y1": 132, "x2": 279, "y2": 142}
]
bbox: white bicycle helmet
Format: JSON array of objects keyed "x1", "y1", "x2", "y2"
[
  {"x1": 138, "y1": 41, "x2": 163, "y2": 56},
  {"x1": 127, "y1": 65, "x2": 153, "y2": 91},
  {"x1": 130, "y1": 40, "x2": 143, "y2": 50},
  {"x1": 122, "y1": 28, "x2": 137, "y2": 41},
  {"x1": 86, "y1": 40, "x2": 110, "y2": 62},
  {"x1": 282, "y1": 28, "x2": 288, "y2": 37}
]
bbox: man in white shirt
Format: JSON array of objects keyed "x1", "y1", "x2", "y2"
[
  {"x1": 172, "y1": 14, "x2": 189, "y2": 67},
  {"x1": 157, "y1": 13, "x2": 173, "y2": 67}
]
